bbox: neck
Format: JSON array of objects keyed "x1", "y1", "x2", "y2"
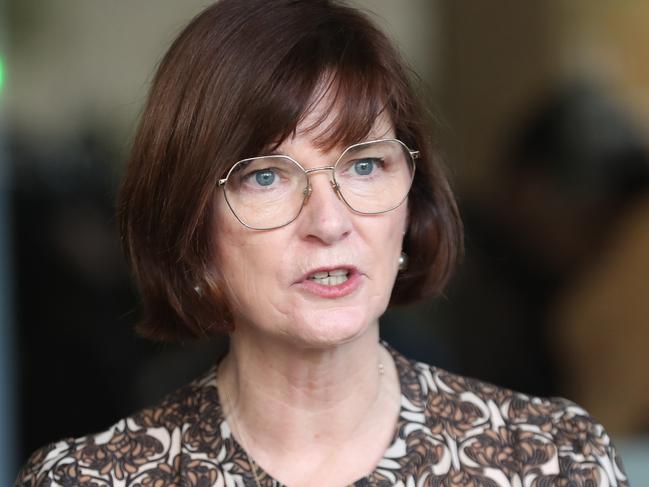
[{"x1": 217, "y1": 323, "x2": 401, "y2": 484}]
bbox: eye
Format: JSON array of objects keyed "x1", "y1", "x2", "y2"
[
  {"x1": 353, "y1": 158, "x2": 379, "y2": 176},
  {"x1": 253, "y1": 169, "x2": 276, "y2": 187}
]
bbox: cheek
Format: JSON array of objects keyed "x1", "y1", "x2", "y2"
[
  {"x1": 213, "y1": 214, "x2": 291, "y2": 320},
  {"x1": 362, "y1": 207, "x2": 407, "y2": 297},
  {"x1": 217, "y1": 236, "x2": 267, "y2": 298},
  {"x1": 213, "y1": 209, "x2": 260, "y2": 308},
  {"x1": 378, "y1": 206, "x2": 408, "y2": 260},
  {"x1": 380, "y1": 208, "x2": 408, "y2": 291}
]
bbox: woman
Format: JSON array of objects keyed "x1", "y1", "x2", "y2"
[{"x1": 17, "y1": 1, "x2": 629, "y2": 486}]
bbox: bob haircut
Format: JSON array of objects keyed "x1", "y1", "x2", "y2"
[{"x1": 118, "y1": 0, "x2": 463, "y2": 341}]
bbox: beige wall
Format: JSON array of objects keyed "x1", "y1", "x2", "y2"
[
  {"x1": 7, "y1": 1, "x2": 209, "y2": 142},
  {"x1": 5, "y1": 1, "x2": 439, "y2": 145}
]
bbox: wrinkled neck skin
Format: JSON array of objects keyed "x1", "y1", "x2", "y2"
[{"x1": 217, "y1": 320, "x2": 401, "y2": 486}]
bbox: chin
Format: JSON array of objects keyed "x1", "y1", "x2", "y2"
[{"x1": 288, "y1": 306, "x2": 378, "y2": 349}]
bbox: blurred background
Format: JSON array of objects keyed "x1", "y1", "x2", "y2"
[{"x1": 2, "y1": 0, "x2": 649, "y2": 484}]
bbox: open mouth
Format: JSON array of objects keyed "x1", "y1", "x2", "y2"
[{"x1": 307, "y1": 268, "x2": 350, "y2": 286}]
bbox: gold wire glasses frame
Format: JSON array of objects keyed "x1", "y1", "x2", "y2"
[{"x1": 217, "y1": 138, "x2": 419, "y2": 230}]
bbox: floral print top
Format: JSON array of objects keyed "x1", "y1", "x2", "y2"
[{"x1": 17, "y1": 344, "x2": 629, "y2": 486}]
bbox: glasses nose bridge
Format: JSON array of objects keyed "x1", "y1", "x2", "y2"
[
  {"x1": 302, "y1": 165, "x2": 340, "y2": 200},
  {"x1": 304, "y1": 165, "x2": 336, "y2": 176}
]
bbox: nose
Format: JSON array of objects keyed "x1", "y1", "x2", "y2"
[{"x1": 297, "y1": 170, "x2": 352, "y2": 245}]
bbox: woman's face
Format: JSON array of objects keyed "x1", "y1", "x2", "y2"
[{"x1": 213, "y1": 104, "x2": 408, "y2": 349}]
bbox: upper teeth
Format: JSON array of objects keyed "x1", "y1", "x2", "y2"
[{"x1": 309, "y1": 269, "x2": 349, "y2": 285}]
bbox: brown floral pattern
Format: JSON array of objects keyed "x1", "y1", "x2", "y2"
[{"x1": 16, "y1": 344, "x2": 630, "y2": 486}]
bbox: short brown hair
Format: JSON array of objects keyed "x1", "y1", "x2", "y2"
[{"x1": 118, "y1": 0, "x2": 463, "y2": 341}]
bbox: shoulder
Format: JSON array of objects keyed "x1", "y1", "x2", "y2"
[
  {"x1": 15, "y1": 366, "x2": 226, "y2": 487},
  {"x1": 391, "y1": 349, "x2": 630, "y2": 485}
]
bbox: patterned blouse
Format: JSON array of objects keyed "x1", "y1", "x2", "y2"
[{"x1": 17, "y1": 344, "x2": 629, "y2": 486}]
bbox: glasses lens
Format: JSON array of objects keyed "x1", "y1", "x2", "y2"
[
  {"x1": 334, "y1": 139, "x2": 415, "y2": 214},
  {"x1": 223, "y1": 156, "x2": 307, "y2": 229}
]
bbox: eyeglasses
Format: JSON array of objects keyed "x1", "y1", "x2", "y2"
[{"x1": 217, "y1": 138, "x2": 418, "y2": 230}]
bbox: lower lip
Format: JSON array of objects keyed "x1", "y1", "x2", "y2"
[{"x1": 297, "y1": 271, "x2": 362, "y2": 298}]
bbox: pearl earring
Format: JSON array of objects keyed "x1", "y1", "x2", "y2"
[{"x1": 398, "y1": 252, "x2": 408, "y2": 271}]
